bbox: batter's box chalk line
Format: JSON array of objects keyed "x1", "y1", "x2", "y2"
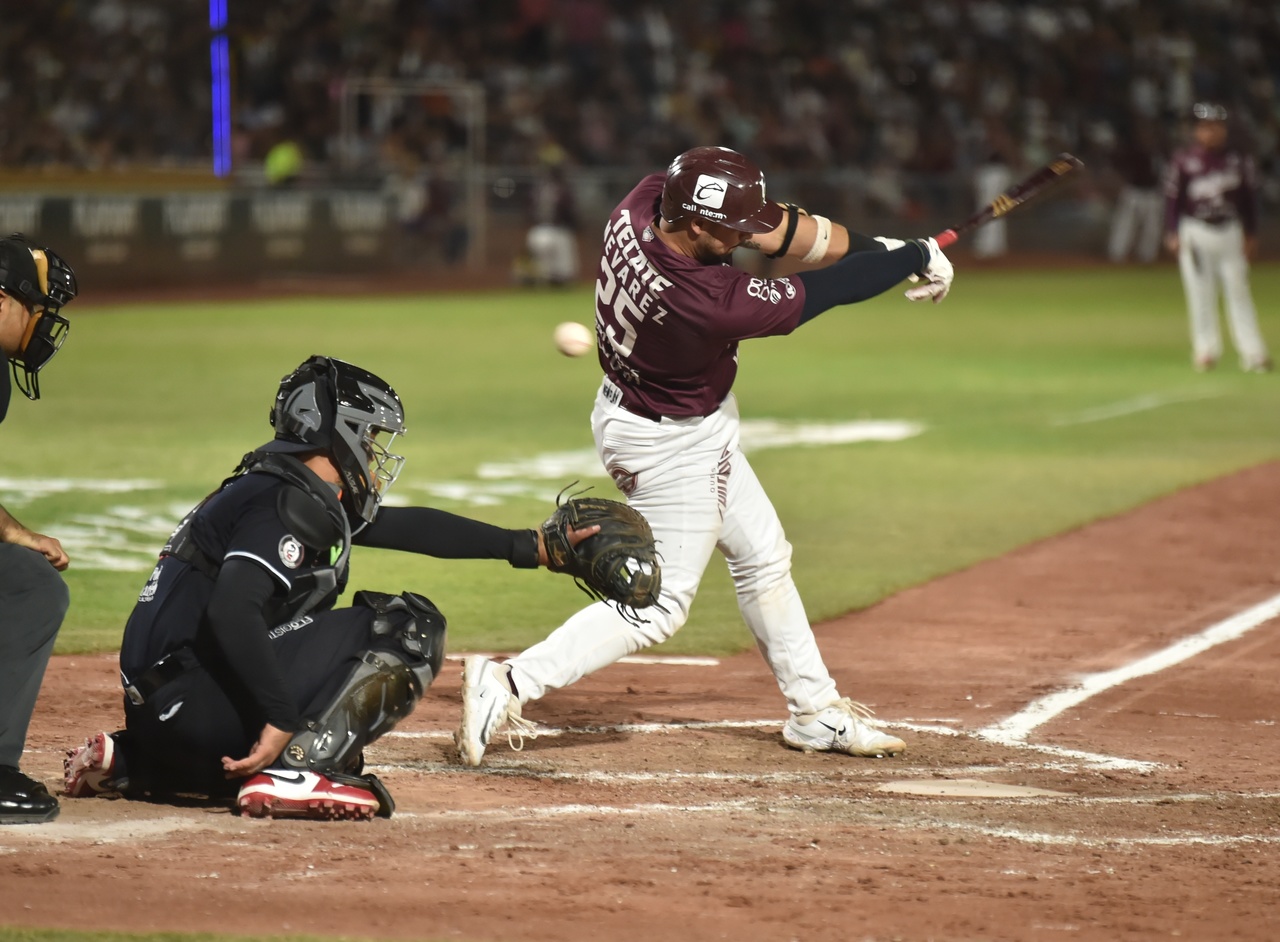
[
  {"x1": 384, "y1": 716, "x2": 1155, "y2": 772},
  {"x1": 401, "y1": 592, "x2": 1280, "y2": 775}
]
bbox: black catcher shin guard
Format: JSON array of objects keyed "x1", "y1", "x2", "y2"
[{"x1": 281, "y1": 591, "x2": 447, "y2": 776}]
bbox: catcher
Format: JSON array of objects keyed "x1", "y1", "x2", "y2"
[{"x1": 63, "y1": 355, "x2": 652, "y2": 820}]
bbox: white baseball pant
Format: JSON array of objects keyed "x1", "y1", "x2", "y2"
[
  {"x1": 506, "y1": 380, "x2": 841, "y2": 717},
  {"x1": 972, "y1": 162, "x2": 1013, "y2": 259},
  {"x1": 1107, "y1": 186, "x2": 1162, "y2": 263},
  {"x1": 526, "y1": 224, "x2": 578, "y2": 284},
  {"x1": 1177, "y1": 218, "x2": 1269, "y2": 367}
]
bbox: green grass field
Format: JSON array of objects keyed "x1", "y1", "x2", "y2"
[{"x1": 5, "y1": 263, "x2": 1278, "y2": 657}]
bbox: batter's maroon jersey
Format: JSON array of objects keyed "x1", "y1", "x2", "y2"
[
  {"x1": 1163, "y1": 145, "x2": 1258, "y2": 235},
  {"x1": 594, "y1": 174, "x2": 806, "y2": 419}
]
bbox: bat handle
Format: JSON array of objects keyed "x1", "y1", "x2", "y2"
[{"x1": 932, "y1": 229, "x2": 959, "y2": 249}]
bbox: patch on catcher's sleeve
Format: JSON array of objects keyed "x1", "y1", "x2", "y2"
[{"x1": 278, "y1": 534, "x2": 305, "y2": 569}]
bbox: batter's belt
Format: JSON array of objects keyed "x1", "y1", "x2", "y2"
[
  {"x1": 600, "y1": 376, "x2": 664, "y2": 423},
  {"x1": 1191, "y1": 215, "x2": 1239, "y2": 227}
]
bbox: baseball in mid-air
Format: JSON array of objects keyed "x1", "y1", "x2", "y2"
[{"x1": 553, "y1": 321, "x2": 594, "y2": 357}]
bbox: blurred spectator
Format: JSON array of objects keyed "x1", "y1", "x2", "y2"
[
  {"x1": 263, "y1": 137, "x2": 303, "y2": 187},
  {"x1": 1107, "y1": 119, "x2": 1164, "y2": 263},
  {"x1": 970, "y1": 118, "x2": 1020, "y2": 260},
  {"x1": 2, "y1": 0, "x2": 1279, "y2": 236},
  {"x1": 380, "y1": 125, "x2": 468, "y2": 266},
  {"x1": 523, "y1": 157, "x2": 580, "y2": 286}
]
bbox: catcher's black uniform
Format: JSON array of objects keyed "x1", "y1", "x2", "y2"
[{"x1": 114, "y1": 452, "x2": 539, "y2": 798}]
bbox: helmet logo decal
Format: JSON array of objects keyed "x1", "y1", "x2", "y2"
[
  {"x1": 278, "y1": 534, "x2": 304, "y2": 569},
  {"x1": 692, "y1": 175, "x2": 727, "y2": 209}
]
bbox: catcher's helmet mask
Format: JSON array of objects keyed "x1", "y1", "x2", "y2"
[
  {"x1": 0, "y1": 233, "x2": 77, "y2": 401},
  {"x1": 660, "y1": 146, "x2": 784, "y2": 234},
  {"x1": 262, "y1": 355, "x2": 406, "y2": 525}
]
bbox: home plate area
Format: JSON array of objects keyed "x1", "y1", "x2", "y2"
[{"x1": 7, "y1": 462, "x2": 1280, "y2": 941}]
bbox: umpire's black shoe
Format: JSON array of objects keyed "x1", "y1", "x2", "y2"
[{"x1": 0, "y1": 765, "x2": 60, "y2": 824}]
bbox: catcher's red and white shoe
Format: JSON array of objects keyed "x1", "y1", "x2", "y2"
[
  {"x1": 455, "y1": 655, "x2": 537, "y2": 767},
  {"x1": 783, "y1": 699, "x2": 906, "y2": 758},
  {"x1": 236, "y1": 769, "x2": 380, "y2": 820},
  {"x1": 63, "y1": 732, "x2": 120, "y2": 797}
]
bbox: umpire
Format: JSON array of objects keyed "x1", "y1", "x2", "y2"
[{"x1": 0, "y1": 234, "x2": 78, "y2": 824}]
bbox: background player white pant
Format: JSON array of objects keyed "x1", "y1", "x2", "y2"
[
  {"x1": 1107, "y1": 186, "x2": 1162, "y2": 263},
  {"x1": 507, "y1": 381, "x2": 840, "y2": 716},
  {"x1": 526, "y1": 224, "x2": 578, "y2": 284},
  {"x1": 971, "y1": 162, "x2": 1012, "y2": 259},
  {"x1": 1176, "y1": 218, "x2": 1269, "y2": 368}
]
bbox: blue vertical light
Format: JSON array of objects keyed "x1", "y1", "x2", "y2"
[{"x1": 210, "y1": 0, "x2": 231, "y2": 177}]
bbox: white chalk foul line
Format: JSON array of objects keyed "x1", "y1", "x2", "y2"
[
  {"x1": 979, "y1": 591, "x2": 1280, "y2": 745},
  {"x1": 1051, "y1": 388, "x2": 1225, "y2": 426},
  {"x1": 927, "y1": 820, "x2": 1280, "y2": 849},
  {"x1": 892, "y1": 721, "x2": 1159, "y2": 772}
]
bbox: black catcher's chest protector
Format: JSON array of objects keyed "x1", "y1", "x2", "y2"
[{"x1": 162, "y1": 452, "x2": 353, "y2": 622}]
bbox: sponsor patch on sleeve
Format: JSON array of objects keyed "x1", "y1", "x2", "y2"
[{"x1": 278, "y1": 534, "x2": 304, "y2": 569}]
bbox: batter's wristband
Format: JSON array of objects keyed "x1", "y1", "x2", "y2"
[
  {"x1": 909, "y1": 238, "x2": 932, "y2": 274},
  {"x1": 766, "y1": 203, "x2": 803, "y2": 259},
  {"x1": 801, "y1": 215, "x2": 833, "y2": 264},
  {"x1": 510, "y1": 529, "x2": 541, "y2": 569}
]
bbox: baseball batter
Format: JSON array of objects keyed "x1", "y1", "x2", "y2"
[
  {"x1": 1164, "y1": 102, "x2": 1271, "y2": 372},
  {"x1": 0, "y1": 234, "x2": 77, "y2": 825},
  {"x1": 458, "y1": 146, "x2": 954, "y2": 765}
]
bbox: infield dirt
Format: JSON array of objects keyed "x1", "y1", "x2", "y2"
[{"x1": 5, "y1": 461, "x2": 1280, "y2": 942}]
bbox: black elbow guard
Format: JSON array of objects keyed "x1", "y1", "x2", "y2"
[{"x1": 766, "y1": 203, "x2": 809, "y2": 259}]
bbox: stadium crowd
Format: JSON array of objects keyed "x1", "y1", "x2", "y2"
[{"x1": 3, "y1": 1, "x2": 1278, "y2": 213}]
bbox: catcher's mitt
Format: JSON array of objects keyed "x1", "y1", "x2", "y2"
[{"x1": 541, "y1": 492, "x2": 661, "y2": 622}]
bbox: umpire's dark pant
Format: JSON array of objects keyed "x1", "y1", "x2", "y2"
[
  {"x1": 122, "y1": 606, "x2": 379, "y2": 797},
  {"x1": 0, "y1": 544, "x2": 70, "y2": 768}
]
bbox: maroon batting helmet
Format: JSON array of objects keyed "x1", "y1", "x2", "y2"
[{"x1": 659, "y1": 146, "x2": 784, "y2": 234}]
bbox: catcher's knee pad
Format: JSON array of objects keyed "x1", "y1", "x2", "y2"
[
  {"x1": 356, "y1": 589, "x2": 447, "y2": 681},
  {"x1": 281, "y1": 591, "x2": 447, "y2": 774}
]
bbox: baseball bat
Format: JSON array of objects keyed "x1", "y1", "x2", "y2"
[{"x1": 932, "y1": 153, "x2": 1084, "y2": 249}]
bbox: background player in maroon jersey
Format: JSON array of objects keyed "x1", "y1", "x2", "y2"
[
  {"x1": 457, "y1": 146, "x2": 954, "y2": 766},
  {"x1": 1163, "y1": 103, "x2": 1271, "y2": 373}
]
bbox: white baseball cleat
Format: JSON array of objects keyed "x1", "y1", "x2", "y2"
[
  {"x1": 783, "y1": 698, "x2": 906, "y2": 758},
  {"x1": 455, "y1": 655, "x2": 537, "y2": 767}
]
